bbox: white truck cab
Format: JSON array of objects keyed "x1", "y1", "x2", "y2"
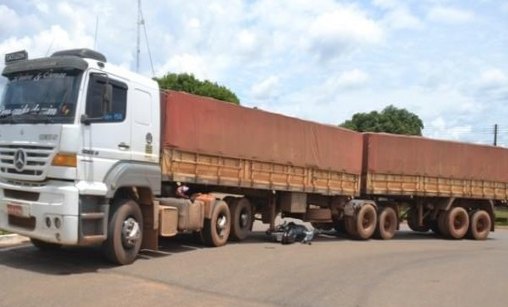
[{"x1": 0, "y1": 49, "x2": 162, "y2": 263}]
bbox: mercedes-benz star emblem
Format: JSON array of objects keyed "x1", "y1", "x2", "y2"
[{"x1": 14, "y1": 149, "x2": 27, "y2": 172}]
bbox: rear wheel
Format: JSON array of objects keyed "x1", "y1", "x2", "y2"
[
  {"x1": 467, "y1": 210, "x2": 491, "y2": 240},
  {"x1": 228, "y1": 198, "x2": 252, "y2": 241},
  {"x1": 202, "y1": 200, "x2": 231, "y2": 247},
  {"x1": 375, "y1": 207, "x2": 398, "y2": 240},
  {"x1": 333, "y1": 220, "x2": 346, "y2": 234},
  {"x1": 445, "y1": 207, "x2": 469, "y2": 239},
  {"x1": 103, "y1": 199, "x2": 143, "y2": 265},
  {"x1": 437, "y1": 211, "x2": 449, "y2": 238},
  {"x1": 429, "y1": 219, "x2": 441, "y2": 235},
  {"x1": 30, "y1": 238, "x2": 62, "y2": 251},
  {"x1": 348, "y1": 204, "x2": 377, "y2": 240},
  {"x1": 407, "y1": 209, "x2": 430, "y2": 232},
  {"x1": 344, "y1": 216, "x2": 356, "y2": 237}
]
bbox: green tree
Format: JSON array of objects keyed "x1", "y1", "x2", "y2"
[
  {"x1": 340, "y1": 105, "x2": 424, "y2": 135},
  {"x1": 155, "y1": 73, "x2": 240, "y2": 104}
]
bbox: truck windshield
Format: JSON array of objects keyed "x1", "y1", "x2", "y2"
[{"x1": 0, "y1": 69, "x2": 83, "y2": 124}]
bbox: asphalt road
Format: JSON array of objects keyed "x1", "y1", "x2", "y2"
[{"x1": 1, "y1": 224, "x2": 507, "y2": 307}]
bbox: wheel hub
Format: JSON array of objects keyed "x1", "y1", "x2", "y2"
[
  {"x1": 216, "y1": 215, "x2": 227, "y2": 237},
  {"x1": 240, "y1": 211, "x2": 249, "y2": 228},
  {"x1": 122, "y1": 217, "x2": 141, "y2": 249}
]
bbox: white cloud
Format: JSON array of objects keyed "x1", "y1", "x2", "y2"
[
  {"x1": 0, "y1": 5, "x2": 21, "y2": 34},
  {"x1": 428, "y1": 6, "x2": 475, "y2": 24},
  {"x1": 473, "y1": 68, "x2": 508, "y2": 103},
  {"x1": 331, "y1": 69, "x2": 370, "y2": 90},
  {"x1": 306, "y1": 8, "x2": 384, "y2": 61},
  {"x1": 33, "y1": 1, "x2": 49, "y2": 14},
  {"x1": 426, "y1": 117, "x2": 473, "y2": 141},
  {"x1": 235, "y1": 29, "x2": 257, "y2": 55},
  {"x1": 250, "y1": 76, "x2": 280, "y2": 100},
  {"x1": 383, "y1": 8, "x2": 423, "y2": 30},
  {"x1": 156, "y1": 53, "x2": 209, "y2": 79},
  {"x1": 187, "y1": 18, "x2": 201, "y2": 29},
  {"x1": 372, "y1": 0, "x2": 400, "y2": 9},
  {"x1": 478, "y1": 69, "x2": 508, "y2": 88}
]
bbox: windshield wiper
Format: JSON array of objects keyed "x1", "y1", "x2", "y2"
[
  {"x1": 0, "y1": 113, "x2": 17, "y2": 124},
  {"x1": 19, "y1": 111, "x2": 55, "y2": 124}
]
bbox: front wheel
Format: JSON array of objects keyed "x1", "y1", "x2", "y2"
[
  {"x1": 201, "y1": 200, "x2": 231, "y2": 247},
  {"x1": 103, "y1": 199, "x2": 143, "y2": 265}
]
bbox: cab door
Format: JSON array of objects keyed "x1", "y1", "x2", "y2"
[
  {"x1": 130, "y1": 87, "x2": 158, "y2": 163},
  {"x1": 80, "y1": 72, "x2": 131, "y2": 182}
]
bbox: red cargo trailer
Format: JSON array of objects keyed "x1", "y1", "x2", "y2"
[{"x1": 363, "y1": 133, "x2": 500, "y2": 240}]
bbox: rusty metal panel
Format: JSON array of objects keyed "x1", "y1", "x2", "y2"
[
  {"x1": 365, "y1": 173, "x2": 508, "y2": 200},
  {"x1": 364, "y1": 133, "x2": 508, "y2": 182},
  {"x1": 162, "y1": 90, "x2": 363, "y2": 176},
  {"x1": 363, "y1": 133, "x2": 508, "y2": 199},
  {"x1": 162, "y1": 149, "x2": 360, "y2": 196}
]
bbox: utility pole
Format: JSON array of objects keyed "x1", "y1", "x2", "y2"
[{"x1": 494, "y1": 124, "x2": 498, "y2": 146}]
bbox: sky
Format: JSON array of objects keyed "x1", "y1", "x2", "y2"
[{"x1": 1, "y1": 0, "x2": 507, "y2": 145}]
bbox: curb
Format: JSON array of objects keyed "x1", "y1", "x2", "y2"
[{"x1": 0, "y1": 234, "x2": 29, "y2": 247}]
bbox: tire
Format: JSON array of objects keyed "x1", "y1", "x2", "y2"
[
  {"x1": 429, "y1": 219, "x2": 441, "y2": 235},
  {"x1": 30, "y1": 238, "x2": 62, "y2": 251},
  {"x1": 229, "y1": 198, "x2": 252, "y2": 241},
  {"x1": 344, "y1": 216, "x2": 357, "y2": 237},
  {"x1": 201, "y1": 200, "x2": 231, "y2": 247},
  {"x1": 348, "y1": 204, "x2": 377, "y2": 240},
  {"x1": 375, "y1": 207, "x2": 398, "y2": 240},
  {"x1": 407, "y1": 209, "x2": 430, "y2": 232},
  {"x1": 103, "y1": 199, "x2": 143, "y2": 265},
  {"x1": 333, "y1": 220, "x2": 346, "y2": 234},
  {"x1": 437, "y1": 211, "x2": 449, "y2": 238},
  {"x1": 467, "y1": 210, "x2": 491, "y2": 240},
  {"x1": 445, "y1": 207, "x2": 469, "y2": 240}
]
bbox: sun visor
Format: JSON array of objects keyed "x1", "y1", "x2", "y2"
[{"x1": 2, "y1": 56, "x2": 89, "y2": 76}]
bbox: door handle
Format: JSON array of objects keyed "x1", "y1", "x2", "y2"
[{"x1": 118, "y1": 142, "x2": 130, "y2": 150}]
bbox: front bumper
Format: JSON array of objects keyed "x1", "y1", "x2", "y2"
[{"x1": 0, "y1": 179, "x2": 80, "y2": 245}]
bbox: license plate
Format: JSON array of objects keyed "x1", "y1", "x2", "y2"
[{"x1": 7, "y1": 203, "x2": 30, "y2": 217}]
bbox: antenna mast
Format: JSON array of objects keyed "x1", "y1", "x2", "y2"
[
  {"x1": 136, "y1": 0, "x2": 143, "y2": 72},
  {"x1": 135, "y1": 0, "x2": 155, "y2": 76}
]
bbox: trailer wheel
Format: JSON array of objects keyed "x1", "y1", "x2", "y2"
[
  {"x1": 333, "y1": 220, "x2": 346, "y2": 234},
  {"x1": 467, "y1": 210, "x2": 491, "y2": 240},
  {"x1": 30, "y1": 238, "x2": 62, "y2": 251},
  {"x1": 437, "y1": 211, "x2": 449, "y2": 238},
  {"x1": 349, "y1": 204, "x2": 377, "y2": 240},
  {"x1": 344, "y1": 216, "x2": 357, "y2": 237},
  {"x1": 429, "y1": 219, "x2": 441, "y2": 235},
  {"x1": 229, "y1": 198, "x2": 252, "y2": 241},
  {"x1": 202, "y1": 200, "x2": 231, "y2": 247},
  {"x1": 103, "y1": 199, "x2": 143, "y2": 265},
  {"x1": 375, "y1": 207, "x2": 397, "y2": 240},
  {"x1": 445, "y1": 207, "x2": 469, "y2": 240},
  {"x1": 407, "y1": 209, "x2": 430, "y2": 232}
]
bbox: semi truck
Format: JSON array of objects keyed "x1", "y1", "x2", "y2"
[{"x1": 0, "y1": 49, "x2": 502, "y2": 264}]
